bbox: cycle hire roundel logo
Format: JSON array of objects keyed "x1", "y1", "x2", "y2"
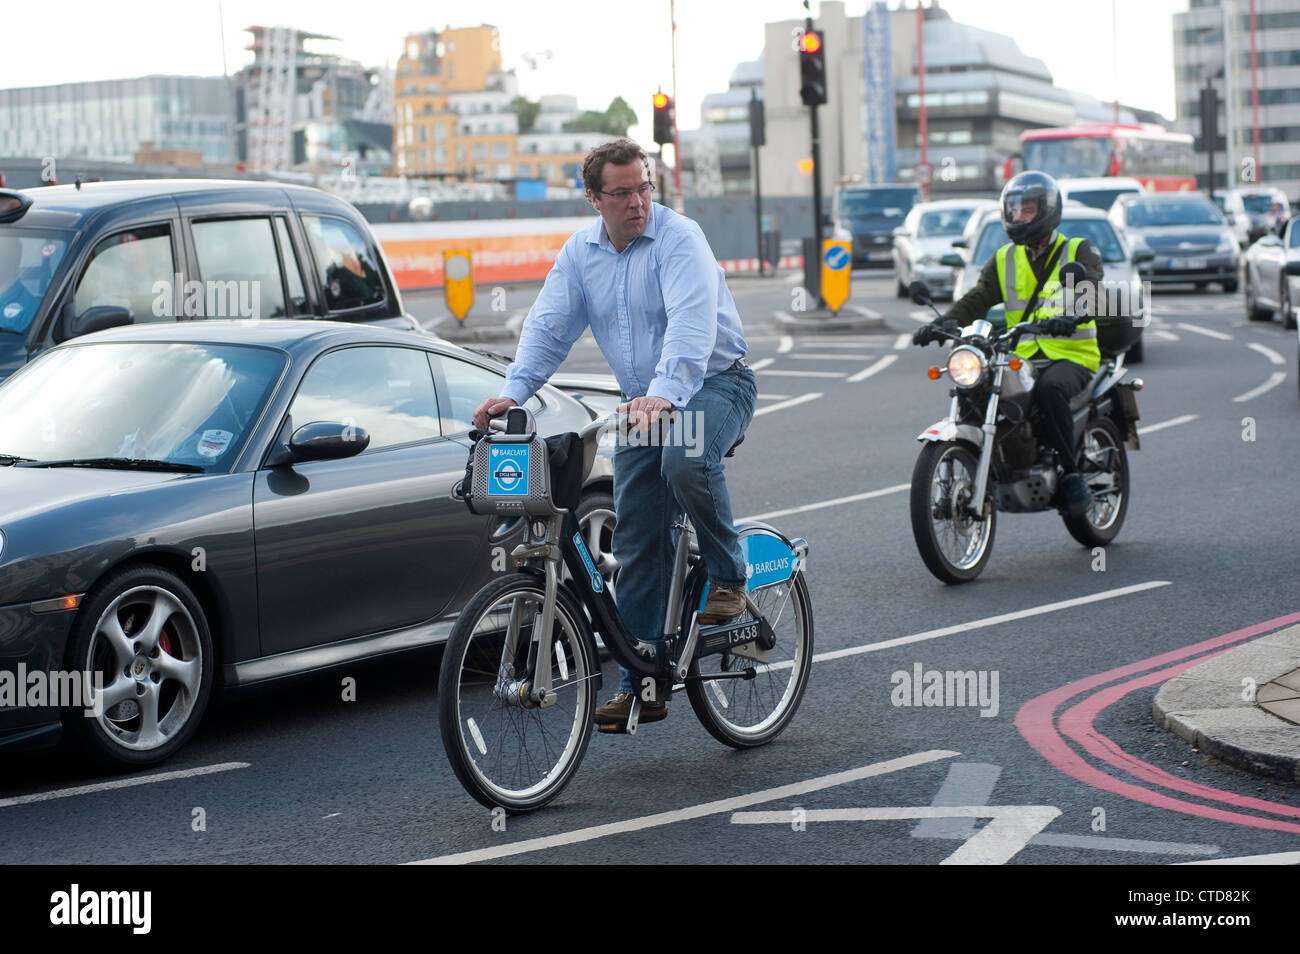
[{"x1": 488, "y1": 445, "x2": 529, "y2": 496}]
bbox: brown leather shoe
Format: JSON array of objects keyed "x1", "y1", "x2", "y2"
[
  {"x1": 700, "y1": 584, "x2": 747, "y2": 623},
  {"x1": 593, "y1": 692, "x2": 667, "y2": 731}
]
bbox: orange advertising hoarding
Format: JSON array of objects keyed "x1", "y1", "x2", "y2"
[{"x1": 373, "y1": 218, "x2": 592, "y2": 290}]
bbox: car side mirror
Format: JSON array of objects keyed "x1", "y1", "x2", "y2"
[
  {"x1": 1132, "y1": 247, "x2": 1155, "y2": 264},
  {"x1": 908, "y1": 281, "x2": 933, "y2": 306},
  {"x1": 940, "y1": 252, "x2": 964, "y2": 267},
  {"x1": 287, "y1": 421, "x2": 370, "y2": 462},
  {"x1": 950, "y1": 238, "x2": 968, "y2": 248},
  {"x1": 892, "y1": 226, "x2": 908, "y2": 238},
  {"x1": 54, "y1": 304, "x2": 132, "y2": 343}
]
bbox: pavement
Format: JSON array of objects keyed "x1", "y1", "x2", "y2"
[{"x1": 1153, "y1": 624, "x2": 1300, "y2": 783}]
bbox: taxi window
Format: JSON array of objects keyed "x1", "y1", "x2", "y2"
[{"x1": 301, "y1": 215, "x2": 386, "y2": 312}]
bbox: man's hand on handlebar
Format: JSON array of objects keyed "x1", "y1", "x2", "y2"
[
  {"x1": 1037, "y1": 316, "x2": 1077, "y2": 338},
  {"x1": 472, "y1": 396, "x2": 517, "y2": 431},
  {"x1": 913, "y1": 317, "x2": 959, "y2": 347},
  {"x1": 616, "y1": 395, "x2": 672, "y2": 436}
]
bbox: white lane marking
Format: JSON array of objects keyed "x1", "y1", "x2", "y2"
[
  {"x1": 740, "y1": 482, "x2": 909, "y2": 522},
  {"x1": 895, "y1": 333, "x2": 912, "y2": 350},
  {"x1": 790, "y1": 352, "x2": 878, "y2": 360},
  {"x1": 847, "y1": 355, "x2": 899, "y2": 382},
  {"x1": 794, "y1": 338, "x2": 883, "y2": 348},
  {"x1": 747, "y1": 357, "x2": 775, "y2": 371},
  {"x1": 1178, "y1": 850, "x2": 1300, "y2": 865},
  {"x1": 732, "y1": 806, "x2": 1061, "y2": 866},
  {"x1": 1029, "y1": 833, "x2": 1218, "y2": 856},
  {"x1": 323, "y1": 812, "x2": 342, "y2": 819},
  {"x1": 0, "y1": 762, "x2": 251, "y2": 810},
  {"x1": 1233, "y1": 371, "x2": 1287, "y2": 403},
  {"x1": 907, "y1": 309, "x2": 933, "y2": 323},
  {"x1": 1176, "y1": 322, "x2": 1233, "y2": 341},
  {"x1": 1248, "y1": 341, "x2": 1286, "y2": 365},
  {"x1": 912, "y1": 762, "x2": 1002, "y2": 840},
  {"x1": 810, "y1": 581, "x2": 1172, "y2": 664},
  {"x1": 755, "y1": 392, "x2": 792, "y2": 400},
  {"x1": 752, "y1": 392, "x2": 822, "y2": 418},
  {"x1": 409, "y1": 749, "x2": 960, "y2": 865},
  {"x1": 1137, "y1": 414, "x2": 1198, "y2": 435},
  {"x1": 777, "y1": 335, "x2": 793, "y2": 354},
  {"x1": 1147, "y1": 330, "x2": 1180, "y2": 342},
  {"x1": 758, "y1": 369, "x2": 846, "y2": 378}
]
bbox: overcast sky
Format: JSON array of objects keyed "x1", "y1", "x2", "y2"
[{"x1": 1, "y1": 0, "x2": 1188, "y2": 142}]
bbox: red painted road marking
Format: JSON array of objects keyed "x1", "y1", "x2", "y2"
[{"x1": 1016, "y1": 610, "x2": 1300, "y2": 834}]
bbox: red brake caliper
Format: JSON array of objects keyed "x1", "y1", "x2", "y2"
[{"x1": 158, "y1": 627, "x2": 174, "y2": 657}]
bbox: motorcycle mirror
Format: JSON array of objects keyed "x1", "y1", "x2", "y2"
[
  {"x1": 1058, "y1": 262, "x2": 1087, "y2": 288},
  {"x1": 908, "y1": 281, "x2": 933, "y2": 307}
]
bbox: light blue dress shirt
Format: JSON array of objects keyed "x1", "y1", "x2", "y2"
[{"x1": 501, "y1": 202, "x2": 746, "y2": 408}]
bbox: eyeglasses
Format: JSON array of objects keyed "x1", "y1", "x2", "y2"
[{"x1": 597, "y1": 182, "x2": 654, "y2": 201}]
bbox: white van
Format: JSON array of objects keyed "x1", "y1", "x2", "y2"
[{"x1": 1057, "y1": 177, "x2": 1147, "y2": 213}]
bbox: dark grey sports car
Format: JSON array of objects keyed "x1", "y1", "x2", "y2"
[{"x1": 0, "y1": 320, "x2": 617, "y2": 767}]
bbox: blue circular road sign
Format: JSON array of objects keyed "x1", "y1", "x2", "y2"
[{"x1": 824, "y1": 246, "x2": 850, "y2": 271}]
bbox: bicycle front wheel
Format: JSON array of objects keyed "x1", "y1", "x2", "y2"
[
  {"x1": 438, "y1": 573, "x2": 598, "y2": 812},
  {"x1": 685, "y1": 572, "x2": 814, "y2": 748}
]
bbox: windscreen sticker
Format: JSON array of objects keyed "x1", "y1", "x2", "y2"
[
  {"x1": 40, "y1": 242, "x2": 58, "y2": 257},
  {"x1": 197, "y1": 429, "x2": 233, "y2": 458},
  {"x1": 2, "y1": 303, "x2": 21, "y2": 320}
]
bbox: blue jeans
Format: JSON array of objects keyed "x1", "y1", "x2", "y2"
[{"x1": 613, "y1": 364, "x2": 758, "y2": 693}]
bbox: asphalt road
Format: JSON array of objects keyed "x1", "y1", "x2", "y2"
[{"x1": 3, "y1": 270, "x2": 1299, "y2": 869}]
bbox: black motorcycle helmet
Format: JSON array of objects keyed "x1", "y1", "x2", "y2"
[{"x1": 1001, "y1": 171, "x2": 1062, "y2": 247}]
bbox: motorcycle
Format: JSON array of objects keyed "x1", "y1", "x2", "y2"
[{"x1": 908, "y1": 265, "x2": 1144, "y2": 583}]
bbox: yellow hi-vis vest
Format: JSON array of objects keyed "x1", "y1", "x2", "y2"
[{"x1": 995, "y1": 234, "x2": 1100, "y2": 372}]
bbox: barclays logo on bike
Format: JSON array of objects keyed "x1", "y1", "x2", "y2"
[{"x1": 572, "y1": 531, "x2": 604, "y2": 592}]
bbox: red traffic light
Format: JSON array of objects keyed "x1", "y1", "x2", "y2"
[
  {"x1": 653, "y1": 92, "x2": 669, "y2": 109},
  {"x1": 798, "y1": 32, "x2": 822, "y2": 54}
]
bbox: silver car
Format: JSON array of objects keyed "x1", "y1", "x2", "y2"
[
  {"x1": 891, "y1": 198, "x2": 992, "y2": 300},
  {"x1": 943, "y1": 205, "x2": 1149, "y2": 362},
  {"x1": 1243, "y1": 216, "x2": 1300, "y2": 330}
]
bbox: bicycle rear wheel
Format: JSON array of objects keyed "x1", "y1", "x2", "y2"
[
  {"x1": 438, "y1": 573, "x2": 597, "y2": 812},
  {"x1": 685, "y1": 572, "x2": 813, "y2": 748}
]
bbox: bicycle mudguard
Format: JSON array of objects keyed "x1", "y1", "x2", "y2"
[
  {"x1": 559, "y1": 511, "x2": 670, "y2": 680},
  {"x1": 693, "y1": 522, "x2": 809, "y2": 613}
]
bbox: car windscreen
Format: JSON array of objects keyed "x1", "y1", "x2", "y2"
[
  {"x1": 972, "y1": 218, "x2": 1126, "y2": 266},
  {"x1": 917, "y1": 207, "x2": 978, "y2": 237},
  {"x1": 1241, "y1": 195, "x2": 1276, "y2": 214},
  {"x1": 1058, "y1": 218, "x2": 1128, "y2": 262},
  {"x1": 1124, "y1": 197, "x2": 1223, "y2": 228},
  {"x1": 0, "y1": 227, "x2": 73, "y2": 336},
  {"x1": 0, "y1": 342, "x2": 285, "y2": 471},
  {"x1": 839, "y1": 189, "x2": 916, "y2": 221},
  {"x1": 973, "y1": 221, "x2": 1009, "y2": 267},
  {"x1": 1064, "y1": 189, "x2": 1135, "y2": 211}
]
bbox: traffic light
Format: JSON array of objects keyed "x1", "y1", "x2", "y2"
[
  {"x1": 653, "y1": 92, "x2": 674, "y2": 146},
  {"x1": 798, "y1": 30, "x2": 827, "y2": 107},
  {"x1": 1199, "y1": 83, "x2": 1218, "y2": 151}
]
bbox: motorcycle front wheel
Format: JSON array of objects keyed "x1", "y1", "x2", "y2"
[
  {"x1": 910, "y1": 440, "x2": 996, "y2": 584},
  {"x1": 1063, "y1": 417, "x2": 1129, "y2": 547}
]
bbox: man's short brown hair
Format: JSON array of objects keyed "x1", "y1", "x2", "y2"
[{"x1": 582, "y1": 139, "x2": 650, "y2": 196}]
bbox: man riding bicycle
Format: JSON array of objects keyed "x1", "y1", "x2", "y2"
[{"x1": 472, "y1": 139, "x2": 757, "y2": 731}]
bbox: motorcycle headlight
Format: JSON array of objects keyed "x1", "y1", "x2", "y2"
[{"x1": 946, "y1": 346, "x2": 986, "y2": 388}]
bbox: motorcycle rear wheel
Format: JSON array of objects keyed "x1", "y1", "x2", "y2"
[
  {"x1": 910, "y1": 440, "x2": 996, "y2": 584},
  {"x1": 1063, "y1": 417, "x2": 1129, "y2": 547}
]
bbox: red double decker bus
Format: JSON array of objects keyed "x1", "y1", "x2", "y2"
[{"x1": 1007, "y1": 123, "x2": 1196, "y2": 192}]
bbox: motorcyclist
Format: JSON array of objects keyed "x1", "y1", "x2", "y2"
[{"x1": 913, "y1": 171, "x2": 1105, "y2": 518}]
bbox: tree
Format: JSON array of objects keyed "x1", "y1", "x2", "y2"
[
  {"x1": 511, "y1": 96, "x2": 541, "y2": 133},
  {"x1": 562, "y1": 98, "x2": 640, "y2": 136}
]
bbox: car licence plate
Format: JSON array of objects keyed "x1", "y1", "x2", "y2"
[{"x1": 1168, "y1": 257, "x2": 1207, "y2": 270}]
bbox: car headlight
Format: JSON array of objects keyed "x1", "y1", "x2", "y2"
[
  {"x1": 946, "y1": 346, "x2": 986, "y2": 388},
  {"x1": 917, "y1": 254, "x2": 937, "y2": 267},
  {"x1": 1216, "y1": 234, "x2": 1237, "y2": 253}
]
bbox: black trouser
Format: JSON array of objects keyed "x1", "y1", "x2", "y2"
[{"x1": 1032, "y1": 358, "x2": 1092, "y2": 474}]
